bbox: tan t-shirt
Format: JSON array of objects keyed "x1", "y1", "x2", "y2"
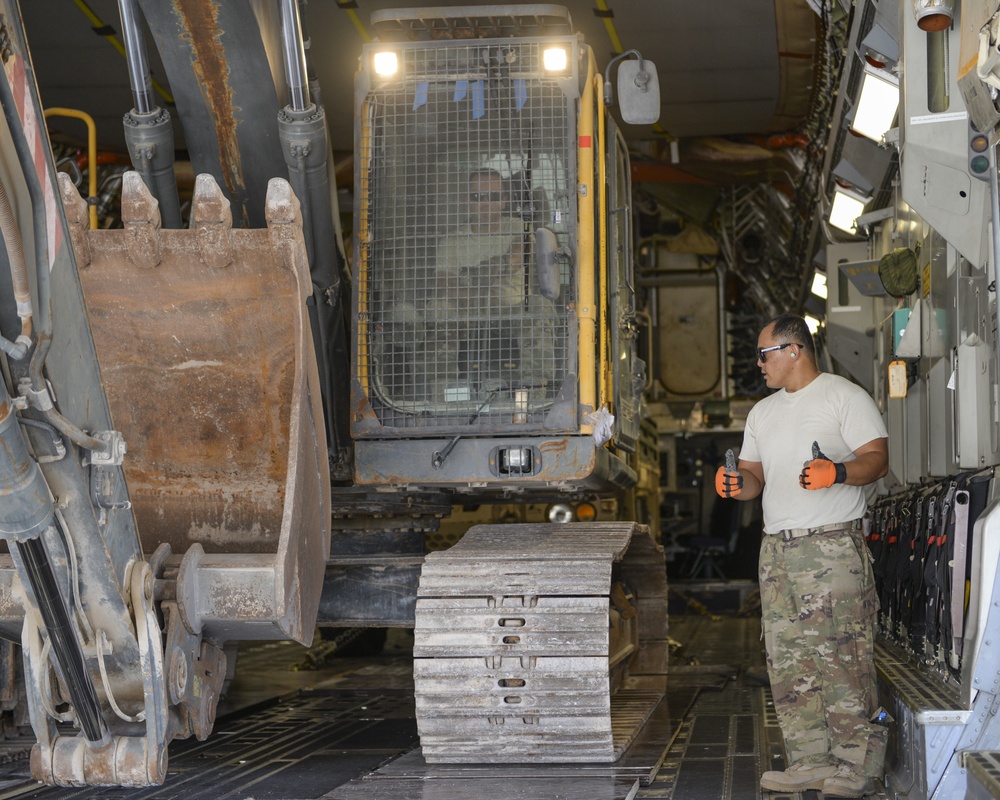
[
  {"x1": 739, "y1": 372, "x2": 888, "y2": 534},
  {"x1": 435, "y1": 217, "x2": 525, "y2": 309}
]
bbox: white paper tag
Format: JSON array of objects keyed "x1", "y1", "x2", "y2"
[{"x1": 888, "y1": 361, "x2": 908, "y2": 399}]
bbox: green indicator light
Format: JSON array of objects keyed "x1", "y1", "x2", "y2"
[{"x1": 971, "y1": 155, "x2": 990, "y2": 174}]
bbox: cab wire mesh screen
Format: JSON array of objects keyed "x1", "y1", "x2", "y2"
[{"x1": 358, "y1": 41, "x2": 575, "y2": 432}]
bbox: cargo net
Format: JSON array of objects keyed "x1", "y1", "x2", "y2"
[{"x1": 359, "y1": 45, "x2": 573, "y2": 431}]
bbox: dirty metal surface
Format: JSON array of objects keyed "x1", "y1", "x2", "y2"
[
  {"x1": 0, "y1": 690, "x2": 418, "y2": 800},
  {"x1": 74, "y1": 174, "x2": 320, "y2": 556},
  {"x1": 352, "y1": 436, "x2": 637, "y2": 493},
  {"x1": 0, "y1": 609, "x2": 893, "y2": 800},
  {"x1": 414, "y1": 523, "x2": 667, "y2": 763},
  {"x1": 136, "y1": 0, "x2": 288, "y2": 229},
  {"x1": 641, "y1": 613, "x2": 888, "y2": 800},
  {"x1": 416, "y1": 522, "x2": 638, "y2": 598},
  {"x1": 874, "y1": 639, "x2": 966, "y2": 722},
  {"x1": 965, "y1": 751, "x2": 1000, "y2": 800},
  {"x1": 332, "y1": 776, "x2": 642, "y2": 800},
  {"x1": 369, "y1": 5, "x2": 575, "y2": 41},
  {"x1": 362, "y1": 690, "x2": 675, "y2": 783}
]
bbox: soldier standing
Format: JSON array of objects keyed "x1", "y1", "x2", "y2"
[{"x1": 715, "y1": 313, "x2": 889, "y2": 798}]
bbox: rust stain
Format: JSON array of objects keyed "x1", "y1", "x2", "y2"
[
  {"x1": 78, "y1": 221, "x2": 302, "y2": 555},
  {"x1": 172, "y1": 0, "x2": 246, "y2": 219},
  {"x1": 538, "y1": 438, "x2": 570, "y2": 455}
]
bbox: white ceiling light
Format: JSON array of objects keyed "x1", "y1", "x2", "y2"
[
  {"x1": 829, "y1": 187, "x2": 871, "y2": 235},
  {"x1": 851, "y1": 64, "x2": 899, "y2": 143},
  {"x1": 811, "y1": 271, "x2": 828, "y2": 299}
]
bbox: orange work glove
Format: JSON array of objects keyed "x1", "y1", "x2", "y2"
[
  {"x1": 716, "y1": 449, "x2": 743, "y2": 497},
  {"x1": 799, "y1": 441, "x2": 847, "y2": 489},
  {"x1": 715, "y1": 466, "x2": 743, "y2": 497}
]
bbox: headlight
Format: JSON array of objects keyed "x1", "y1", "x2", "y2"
[
  {"x1": 373, "y1": 51, "x2": 399, "y2": 78},
  {"x1": 543, "y1": 47, "x2": 568, "y2": 72},
  {"x1": 547, "y1": 503, "x2": 574, "y2": 524},
  {"x1": 575, "y1": 501, "x2": 597, "y2": 522}
]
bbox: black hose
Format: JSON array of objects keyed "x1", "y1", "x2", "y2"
[
  {"x1": 0, "y1": 65, "x2": 108, "y2": 453},
  {"x1": 18, "y1": 537, "x2": 107, "y2": 744},
  {"x1": 0, "y1": 62, "x2": 50, "y2": 340}
]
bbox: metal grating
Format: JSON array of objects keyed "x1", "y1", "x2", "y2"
[
  {"x1": 0, "y1": 690, "x2": 419, "y2": 800},
  {"x1": 357, "y1": 42, "x2": 575, "y2": 432},
  {"x1": 965, "y1": 752, "x2": 1000, "y2": 800},
  {"x1": 874, "y1": 640, "x2": 969, "y2": 723}
]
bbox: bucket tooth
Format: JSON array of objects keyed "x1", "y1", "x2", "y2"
[
  {"x1": 121, "y1": 171, "x2": 161, "y2": 269},
  {"x1": 264, "y1": 177, "x2": 301, "y2": 228},
  {"x1": 58, "y1": 173, "x2": 91, "y2": 268},
  {"x1": 264, "y1": 178, "x2": 307, "y2": 289},
  {"x1": 191, "y1": 174, "x2": 233, "y2": 270}
]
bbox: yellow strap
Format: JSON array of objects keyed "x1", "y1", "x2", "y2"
[
  {"x1": 339, "y1": 4, "x2": 372, "y2": 43},
  {"x1": 72, "y1": 0, "x2": 174, "y2": 105},
  {"x1": 593, "y1": 0, "x2": 675, "y2": 142}
]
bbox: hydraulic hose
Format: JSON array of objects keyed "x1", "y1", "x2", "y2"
[
  {"x1": 0, "y1": 172, "x2": 32, "y2": 359},
  {"x1": 0, "y1": 69, "x2": 49, "y2": 332},
  {"x1": 0, "y1": 63, "x2": 108, "y2": 453},
  {"x1": 277, "y1": 2, "x2": 350, "y2": 462},
  {"x1": 17, "y1": 537, "x2": 108, "y2": 745}
]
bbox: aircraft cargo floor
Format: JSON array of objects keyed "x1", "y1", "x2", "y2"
[{"x1": 0, "y1": 583, "x2": 889, "y2": 800}]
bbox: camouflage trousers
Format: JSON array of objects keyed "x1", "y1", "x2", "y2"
[{"x1": 759, "y1": 523, "x2": 885, "y2": 777}]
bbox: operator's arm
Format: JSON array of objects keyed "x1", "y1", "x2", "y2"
[
  {"x1": 735, "y1": 459, "x2": 764, "y2": 500},
  {"x1": 478, "y1": 224, "x2": 525, "y2": 268},
  {"x1": 841, "y1": 437, "x2": 888, "y2": 485}
]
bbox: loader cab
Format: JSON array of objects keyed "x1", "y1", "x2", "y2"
[{"x1": 350, "y1": 6, "x2": 647, "y2": 497}]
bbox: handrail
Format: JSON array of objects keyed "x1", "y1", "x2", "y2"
[{"x1": 43, "y1": 107, "x2": 97, "y2": 229}]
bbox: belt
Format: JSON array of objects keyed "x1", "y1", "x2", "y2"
[{"x1": 779, "y1": 518, "x2": 862, "y2": 541}]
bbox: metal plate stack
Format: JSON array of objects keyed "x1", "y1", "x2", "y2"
[{"x1": 413, "y1": 522, "x2": 667, "y2": 762}]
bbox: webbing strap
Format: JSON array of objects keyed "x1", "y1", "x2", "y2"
[{"x1": 951, "y1": 490, "x2": 971, "y2": 661}]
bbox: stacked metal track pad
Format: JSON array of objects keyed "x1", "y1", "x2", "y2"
[{"x1": 413, "y1": 522, "x2": 668, "y2": 762}]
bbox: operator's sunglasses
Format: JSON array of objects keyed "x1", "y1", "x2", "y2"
[
  {"x1": 469, "y1": 191, "x2": 502, "y2": 202},
  {"x1": 757, "y1": 343, "x2": 800, "y2": 362}
]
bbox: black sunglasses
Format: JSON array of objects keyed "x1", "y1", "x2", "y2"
[
  {"x1": 469, "y1": 191, "x2": 502, "y2": 202},
  {"x1": 757, "y1": 343, "x2": 800, "y2": 362}
]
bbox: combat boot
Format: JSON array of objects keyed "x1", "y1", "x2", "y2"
[
  {"x1": 759, "y1": 761, "x2": 838, "y2": 792},
  {"x1": 822, "y1": 763, "x2": 875, "y2": 797}
]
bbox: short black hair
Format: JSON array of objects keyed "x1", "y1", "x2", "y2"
[{"x1": 765, "y1": 313, "x2": 815, "y2": 357}]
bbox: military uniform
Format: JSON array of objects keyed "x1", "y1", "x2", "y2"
[
  {"x1": 740, "y1": 371, "x2": 888, "y2": 781},
  {"x1": 760, "y1": 521, "x2": 884, "y2": 775}
]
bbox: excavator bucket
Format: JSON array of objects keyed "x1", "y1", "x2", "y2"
[{"x1": 60, "y1": 171, "x2": 330, "y2": 639}]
